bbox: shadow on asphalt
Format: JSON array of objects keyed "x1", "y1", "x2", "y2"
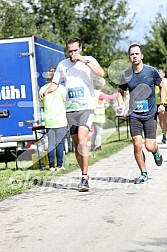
[
  {"x1": 90, "y1": 176, "x2": 135, "y2": 183},
  {"x1": 38, "y1": 176, "x2": 136, "y2": 192},
  {"x1": 71, "y1": 176, "x2": 135, "y2": 184},
  {"x1": 126, "y1": 236, "x2": 167, "y2": 252},
  {"x1": 39, "y1": 176, "x2": 153, "y2": 191},
  {"x1": 39, "y1": 181, "x2": 79, "y2": 190}
]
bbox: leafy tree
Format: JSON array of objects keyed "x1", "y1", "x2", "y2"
[
  {"x1": 77, "y1": 0, "x2": 133, "y2": 67},
  {"x1": 25, "y1": 0, "x2": 133, "y2": 68},
  {"x1": 26, "y1": 0, "x2": 82, "y2": 45},
  {"x1": 143, "y1": 12, "x2": 167, "y2": 71},
  {"x1": 0, "y1": 0, "x2": 37, "y2": 37},
  {"x1": 0, "y1": 0, "x2": 134, "y2": 73}
]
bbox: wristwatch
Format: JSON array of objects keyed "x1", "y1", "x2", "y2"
[
  {"x1": 85, "y1": 60, "x2": 90, "y2": 65},
  {"x1": 160, "y1": 103, "x2": 166, "y2": 106}
]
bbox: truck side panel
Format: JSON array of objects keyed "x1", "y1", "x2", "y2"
[
  {"x1": 34, "y1": 36, "x2": 65, "y2": 89},
  {"x1": 0, "y1": 36, "x2": 65, "y2": 141},
  {"x1": 0, "y1": 39, "x2": 35, "y2": 137}
]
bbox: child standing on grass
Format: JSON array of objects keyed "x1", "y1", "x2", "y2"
[{"x1": 39, "y1": 68, "x2": 67, "y2": 172}]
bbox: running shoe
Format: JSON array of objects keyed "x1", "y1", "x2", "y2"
[
  {"x1": 152, "y1": 149, "x2": 163, "y2": 166},
  {"x1": 78, "y1": 176, "x2": 89, "y2": 192},
  {"x1": 49, "y1": 167, "x2": 56, "y2": 172},
  {"x1": 135, "y1": 173, "x2": 148, "y2": 184},
  {"x1": 162, "y1": 134, "x2": 166, "y2": 144},
  {"x1": 94, "y1": 146, "x2": 102, "y2": 151},
  {"x1": 56, "y1": 166, "x2": 67, "y2": 172}
]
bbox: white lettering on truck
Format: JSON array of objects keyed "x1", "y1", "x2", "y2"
[{"x1": 0, "y1": 85, "x2": 26, "y2": 100}]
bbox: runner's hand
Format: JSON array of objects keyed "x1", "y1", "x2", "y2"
[
  {"x1": 40, "y1": 90, "x2": 48, "y2": 100},
  {"x1": 71, "y1": 53, "x2": 85, "y2": 63},
  {"x1": 116, "y1": 106, "x2": 124, "y2": 114},
  {"x1": 158, "y1": 104, "x2": 165, "y2": 114}
]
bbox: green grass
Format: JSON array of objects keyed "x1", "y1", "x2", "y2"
[{"x1": 0, "y1": 130, "x2": 132, "y2": 201}]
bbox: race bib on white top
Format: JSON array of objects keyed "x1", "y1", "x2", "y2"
[
  {"x1": 68, "y1": 86, "x2": 84, "y2": 99},
  {"x1": 52, "y1": 57, "x2": 99, "y2": 111},
  {"x1": 66, "y1": 83, "x2": 89, "y2": 110}
]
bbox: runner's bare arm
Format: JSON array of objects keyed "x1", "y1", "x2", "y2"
[
  {"x1": 117, "y1": 89, "x2": 125, "y2": 114},
  {"x1": 83, "y1": 60, "x2": 105, "y2": 77},
  {"x1": 158, "y1": 80, "x2": 166, "y2": 113},
  {"x1": 40, "y1": 83, "x2": 58, "y2": 99},
  {"x1": 71, "y1": 53, "x2": 105, "y2": 77}
]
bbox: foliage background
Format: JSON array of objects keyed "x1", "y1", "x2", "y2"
[{"x1": 0, "y1": 0, "x2": 166, "y2": 73}]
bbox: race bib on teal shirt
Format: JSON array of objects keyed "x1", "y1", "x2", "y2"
[{"x1": 133, "y1": 100, "x2": 149, "y2": 112}]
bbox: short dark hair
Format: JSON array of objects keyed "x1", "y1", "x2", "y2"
[
  {"x1": 66, "y1": 37, "x2": 82, "y2": 48},
  {"x1": 158, "y1": 68, "x2": 165, "y2": 73},
  {"x1": 45, "y1": 67, "x2": 56, "y2": 82},
  {"x1": 128, "y1": 43, "x2": 143, "y2": 54}
]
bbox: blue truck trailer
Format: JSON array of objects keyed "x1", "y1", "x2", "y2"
[{"x1": 0, "y1": 35, "x2": 65, "y2": 155}]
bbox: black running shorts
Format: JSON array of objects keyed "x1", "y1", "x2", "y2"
[{"x1": 129, "y1": 115, "x2": 157, "y2": 139}]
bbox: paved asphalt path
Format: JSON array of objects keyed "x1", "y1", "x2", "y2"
[{"x1": 0, "y1": 136, "x2": 167, "y2": 252}]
